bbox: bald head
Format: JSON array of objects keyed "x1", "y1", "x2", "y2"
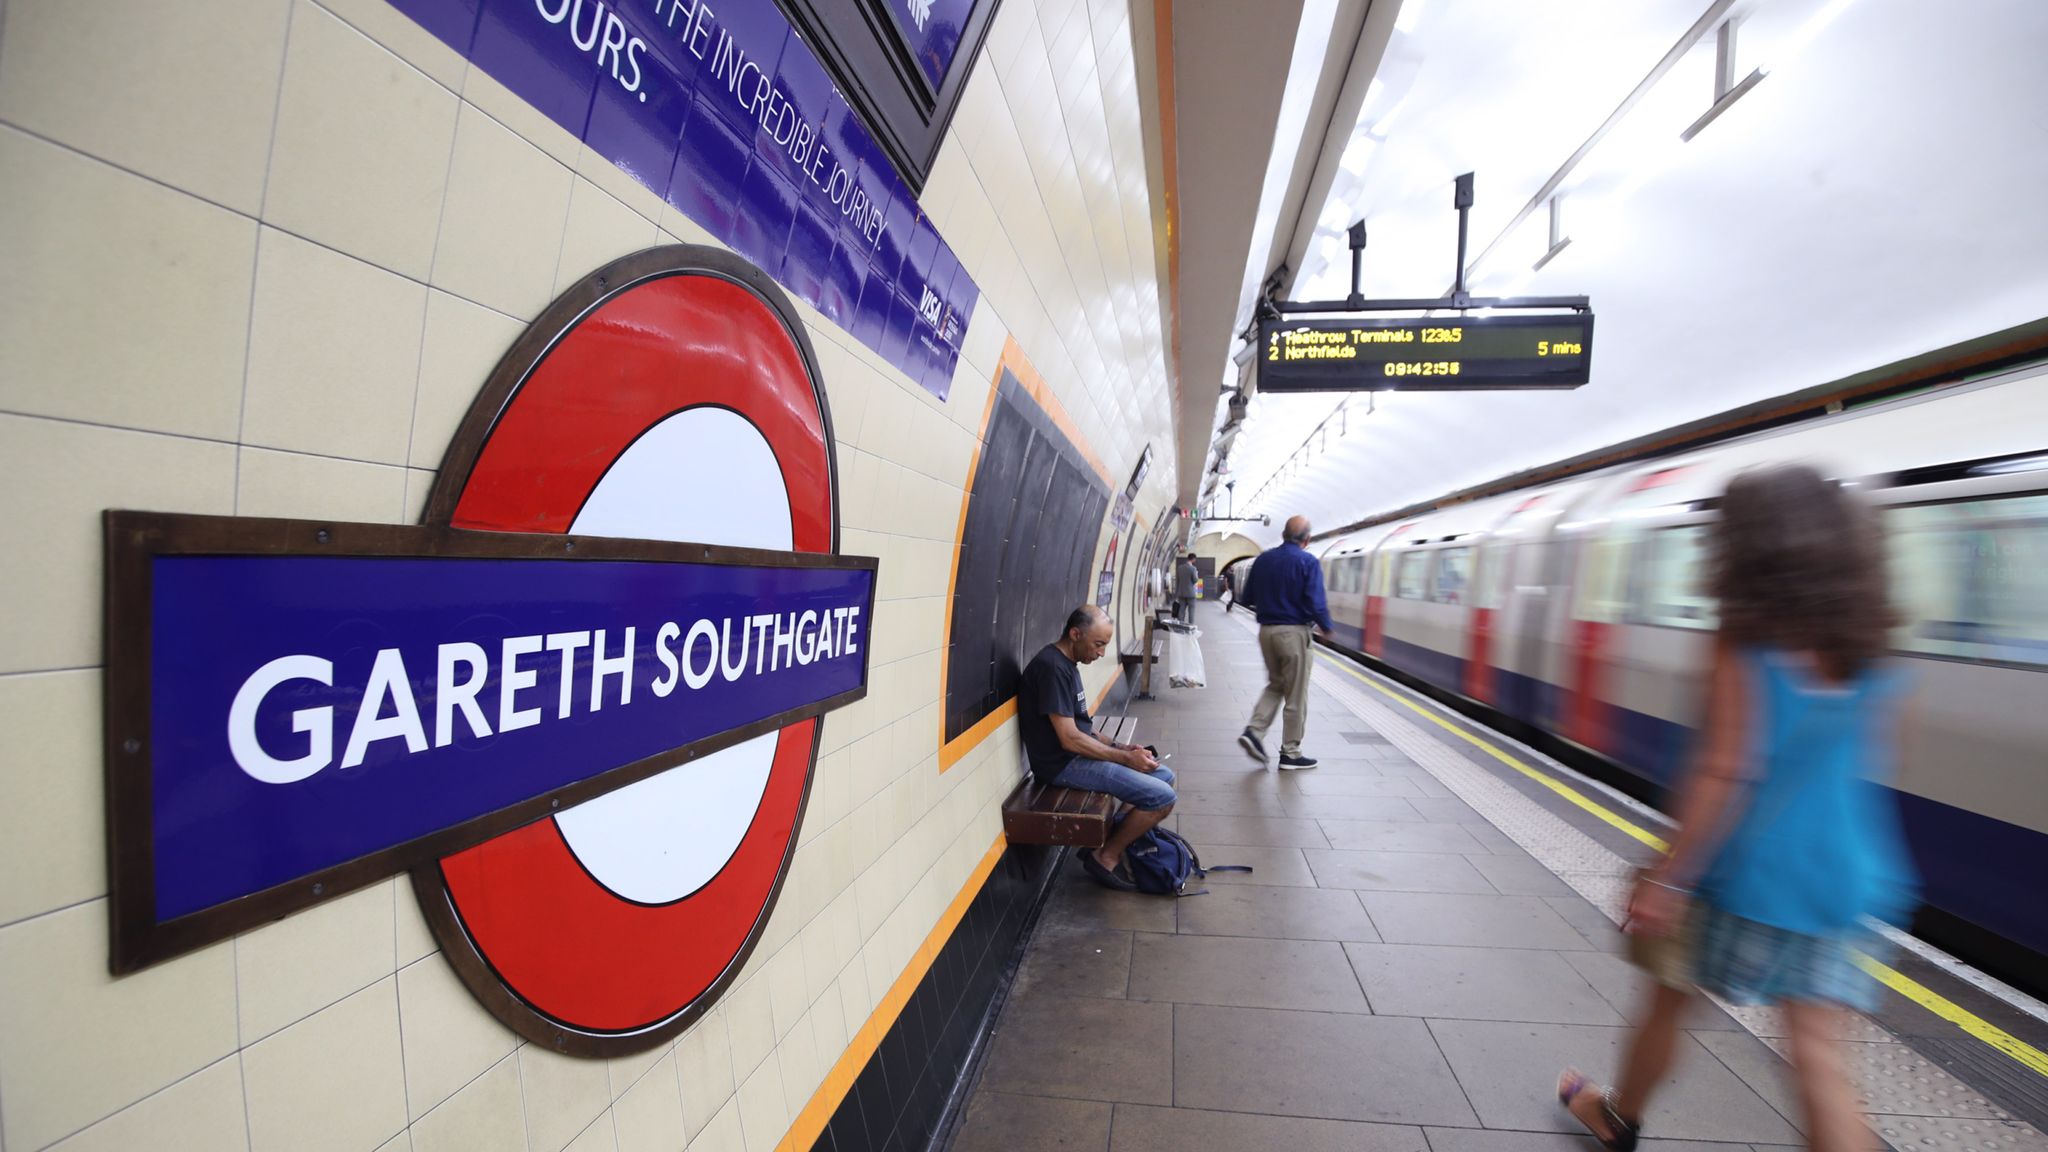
[
  {"x1": 1059, "y1": 604, "x2": 1114, "y2": 664},
  {"x1": 1283, "y1": 515, "x2": 1311, "y2": 544}
]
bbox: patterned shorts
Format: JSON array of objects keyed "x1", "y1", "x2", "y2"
[{"x1": 1687, "y1": 901, "x2": 1878, "y2": 1012}]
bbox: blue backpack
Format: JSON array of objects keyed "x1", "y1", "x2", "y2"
[{"x1": 1121, "y1": 826, "x2": 1251, "y2": 896}]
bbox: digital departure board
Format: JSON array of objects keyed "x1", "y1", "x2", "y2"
[{"x1": 1257, "y1": 313, "x2": 1594, "y2": 392}]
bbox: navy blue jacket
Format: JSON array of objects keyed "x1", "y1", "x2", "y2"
[{"x1": 1244, "y1": 542, "x2": 1335, "y2": 631}]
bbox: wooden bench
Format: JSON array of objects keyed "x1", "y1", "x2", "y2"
[
  {"x1": 1000, "y1": 716, "x2": 1137, "y2": 847},
  {"x1": 1117, "y1": 631, "x2": 1168, "y2": 670}
]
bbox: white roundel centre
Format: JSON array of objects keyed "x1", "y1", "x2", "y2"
[{"x1": 554, "y1": 406, "x2": 794, "y2": 904}]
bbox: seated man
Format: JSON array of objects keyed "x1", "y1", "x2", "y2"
[{"x1": 1018, "y1": 605, "x2": 1176, "y2": 888}]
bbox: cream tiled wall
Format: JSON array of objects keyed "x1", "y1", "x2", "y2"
[{"x1": 0, "y1": 0, "x2": 1175, "y2": 1149}]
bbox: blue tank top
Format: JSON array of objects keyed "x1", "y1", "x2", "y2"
[{"x1": 1695, "y1": 651, "x2": 1918, "y2": 934}]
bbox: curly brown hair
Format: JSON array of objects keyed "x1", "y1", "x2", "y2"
[{"x1": 1709, "y1": 464, "x2": 1895, "y2": 681}]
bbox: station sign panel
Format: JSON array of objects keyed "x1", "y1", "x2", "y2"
[
  {"x1": 1257, "y1": 313, "x2": 1595, "y2": 392},
  {"x1": 106, "y1": 246, "x2": 863, "y2": 1055}
]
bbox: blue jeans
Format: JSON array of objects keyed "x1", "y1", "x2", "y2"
[{"x1": 1052, "y1": 758, "x2": 1176, "y2": 811}]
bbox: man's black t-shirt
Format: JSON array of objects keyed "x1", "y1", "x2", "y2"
[{"x1": 1018, "y1": 642, "x2": 1092, "y2": 785}]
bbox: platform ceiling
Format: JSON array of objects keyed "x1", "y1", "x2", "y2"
[{"x1": 1191, "y1": 0, "x2": 2048, "y2": 545}]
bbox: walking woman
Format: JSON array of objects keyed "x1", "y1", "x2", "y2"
[{"x1": 1559, "y1": 464, "x2": 1917, "y2": 1152}]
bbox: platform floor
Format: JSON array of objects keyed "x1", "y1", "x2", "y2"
[{"x1": 947, "y1": 602, "x2": 2048, "y2": 1152}]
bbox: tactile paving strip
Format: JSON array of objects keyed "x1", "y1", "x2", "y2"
[
  {"x1": 1763, "y1": 1039, "x2": 2013, "y2": 1120},
  {"x1": 1269, "y1": 625, "x2": 2048, "y2": 1152},
  {"x1": 1870, "y1": 1115, "x2": 2043, "y2": 1151}
]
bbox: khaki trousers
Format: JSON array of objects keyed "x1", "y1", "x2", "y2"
[{"x1": 1248, "y1": 624, "x2": 1314, "y2": 756}]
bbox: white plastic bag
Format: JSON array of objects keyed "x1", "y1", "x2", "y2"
[{"x1": 1166, "y1": 625, "x2": 1206, "y2": 688}]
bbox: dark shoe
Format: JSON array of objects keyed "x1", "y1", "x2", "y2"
[
  {"x1": 1080, "y1": 852, "x2": 1136, "y2": 891},
  {"x1": 1238, "y1": 728, "x2": 1268, "y2": 763},
  {"x1": 1277, "y1": 753, "x2": 1319, "y2": 770}
]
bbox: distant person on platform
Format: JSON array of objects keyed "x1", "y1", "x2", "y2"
[
  {"x1": 1019, "y1": 605, "x2": 1176, "y2": 889},
  {"x1": 1219, "y1": 565, "x2": 1237, "y2": 613},
  {"x1": 1175, "y1": 553, "x2": 1199, "y2": 622},
  {"x1": 1238, "y1": 516, "x2": 1333, "y2": 770}
]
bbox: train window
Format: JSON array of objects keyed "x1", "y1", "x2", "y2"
[
  {"x1": 1641, "y1": 526, "x2": 1716, "y2": 629},
  {"x1": 1435, "y1": 547, "x2": 1473, "y2": 604},
  {"x1": 1373, "y1": 550, "x2": 1394, "y2": 596},
  {"x1": 1475, "y1": 542, "x2": 1511, "y2": 610},
  {"x1": 1572, "y1": 537, "x2": 1632, "y2": 623},
  {"x1": 1395, "y1": 551, "x2": 1430, "y2": 599},
  {"x1": 1886, "y1": 494, "x2": 2048, "y2": 665}
]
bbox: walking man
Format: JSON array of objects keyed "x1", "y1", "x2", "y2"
[{"x1": 1239, "y1": 516, "x2": 1332, "y2": 770}]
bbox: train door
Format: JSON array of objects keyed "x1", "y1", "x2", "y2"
[
  {"x1": 1564, "y1": 528, "x2": 1631, "y2": 754},
  {"x1": 1615, "y1": 520, "x2": 1717, "y2": 785},
  {"x1": 1486, "y1": 495, "x2": 1562, "y2": 724},
  {"x1": 1363, "y1": 525, "x2": 1412, "y2": 657},
  {"x1": 1463, "y1": 536, "x2": 1512, "y2": 704}
]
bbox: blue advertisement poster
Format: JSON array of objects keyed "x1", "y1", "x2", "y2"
[{"x1": 388, "y1": 0, "x2": 977, "y2": 399}]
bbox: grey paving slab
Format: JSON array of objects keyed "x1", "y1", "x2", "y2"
[
  {"x1": 1184, "y1": 845, "x2": 1318, "y2": 887},
  {"x1": 1465, "y1": 822, "x2": 1528, "y2": 854},
  {"x1": 1039, "y1": 867, "x2": 1179, "y2": 935},
  {"x1": 1177, "y1": 813, "x2": 1332, "y2": 848},
  {"x1": 1408, "y1": 796, "x2": 1493, "y2": 823},
  {"x1": 1542, "y1": 895, "x2": 1628, "y2": 953},
  {"x1": 1686, "y1": 1029, "x2": 1805, "y2": 1135},
  {"x1": 1303, "y1": 849, "x2": 1500, "y2": 894},
  {"x1": 978, "y1": 993, "x2": 1176, "y2": 1104},
  {"x1": 1286, "y1": 774, "x2": 1433, "y2": 803},
  {"x1": 1283, "y1": 758, "x2": 1413, "y2": 777},
  {"x1": 1013, "y1": 928, "x2": 1132, "y2": 1000},
  {"x1": 1161, "y1": 754, "x2": 1270, "y2": 775},
  {"x1": 1344, "y1": 943, "x2": 1626, "y2": 1025},
  {"x1": 1317, "y1": 819, "x2": 1489, "y2": 854},
  {"x1": 1109, "y1": 1104, "x2": 1426, "y2": 1152},
  {"x1": 1559, "y1": 950, "x2": 1742, "y2": 1031},
  {"x1": 1294, "y1": 774, "x2": 1431, "y2": 795},
  {"x1": 1128, "y1": 931, "x2": 1370, "y2": 1013},
  {"x1": 1289, "y1": 794, "x2": 1444, "y2": 822},
  {"x1": 1465, "y1": 853, "x2": 1577, "y2": 896},
  {"x1": 1169, "y1": 790, "x2": 1297, "y2": 818},
  {"x1": 952, "y1": 1091, "x2": 1112, "y2": 1152},
  {"x1": 1425, "y1": 1019, "x2": 1802, "y2": 1144},
  {"x1": 1359, "y1": 891, "x2": 1596, "y2": 950},
  {"x1": 1423, "y1": 1129, "x2": 1764, "y2": 1152},
  {"x1": 1175, "y1": 883, "x2": 1380, "y2": 943},
  {"x1": 1174, "y1": 1004, "x2": 1480, "y2": 1126}
]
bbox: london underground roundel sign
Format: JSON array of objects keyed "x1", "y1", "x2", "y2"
[
  {"x1": 415, "y1": 247, "x2": 842, "y2": 1053},
  {"x1": 100, "y1": 246, "x2": 867, "y2": 1058}
]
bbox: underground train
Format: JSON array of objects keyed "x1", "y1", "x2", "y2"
[{"x1": 1311, "y1": 366, "x2": 2048, "y2": 980}]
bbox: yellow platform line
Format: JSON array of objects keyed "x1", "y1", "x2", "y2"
[
  {"x1": 1314, "y1": 653, "x2": 1668, "y2": 852},
  {"x1": 1311, "y1": 649, "x2": 2048, "y2": 1082}
]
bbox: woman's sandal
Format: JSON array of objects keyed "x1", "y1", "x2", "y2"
[{"x1": 1556, "y1": 1068, "x2": 1640, "y2": 1152}]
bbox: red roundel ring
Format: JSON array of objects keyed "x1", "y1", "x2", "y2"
[{"x1": 413, "y1": 246, "x2": 838, "y2": 1054}]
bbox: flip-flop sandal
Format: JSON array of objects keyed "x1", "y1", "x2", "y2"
[
  {"x1": 1080, "y1": 852, "x2": 1136, "y2": 892},
  {"x1": 1557, "y1": 1068, "x2": 1638, "y2": 1152}
]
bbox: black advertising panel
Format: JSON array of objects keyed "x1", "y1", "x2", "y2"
[{"x1": 1257, "y1": 313, "x2": 1594, "y2": 392}]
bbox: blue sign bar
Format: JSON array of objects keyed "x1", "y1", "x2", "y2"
[
  {"x1": 385, "y1": 0, "x2": 977, "y2": 400},
  {"x1": 144, "y1": 551, "x2": 873, "y2": 922}
]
